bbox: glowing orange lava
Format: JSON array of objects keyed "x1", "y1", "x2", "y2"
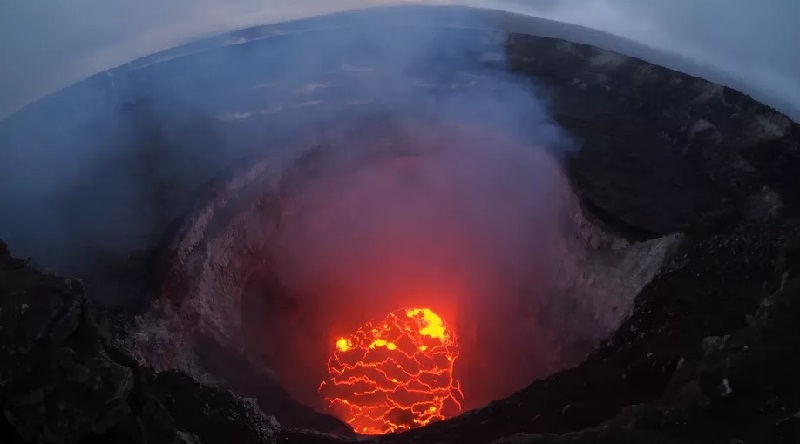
[{"x1": 319, "y1": 308, "x2": 463, "y2": 435}]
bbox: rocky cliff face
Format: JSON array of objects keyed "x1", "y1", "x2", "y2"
[
  {"x1": 0, "y1": 239, "x2": 284, "y2": 444},
  {"x1": 275, "y1": 222, "x2": 800, "y2": 444}
]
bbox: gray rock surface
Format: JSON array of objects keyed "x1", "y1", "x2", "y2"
[{"x1": 0, "y1": 239, "x2": 279, "y2": 444}]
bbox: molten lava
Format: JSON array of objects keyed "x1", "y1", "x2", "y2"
[{"x1": 319, "y1": 308, "x2": 463, "y2": 435}]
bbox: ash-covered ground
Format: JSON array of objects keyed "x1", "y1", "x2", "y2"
[{"x1": 1, "y1": 6, "x2": 799, "y2": 444}]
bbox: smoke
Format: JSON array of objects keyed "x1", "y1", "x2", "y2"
[
  {"x1": 0, "y1": 1, "x2": 795, "y2": 282},
  {"x1": 0, "y1": 5, "x2": 572, "y2": 306},
  {"x1": 1, "y1": 0, "x2": 798, "y2": 120}
]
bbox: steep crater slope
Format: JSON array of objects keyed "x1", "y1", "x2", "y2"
[{"x1": 134, "y1": 115, "x2": 680, "y2": 430}]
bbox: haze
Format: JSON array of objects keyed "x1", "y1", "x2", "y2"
[{"x1": 0, "y1": 0, "x2": 798, "y2": 120}]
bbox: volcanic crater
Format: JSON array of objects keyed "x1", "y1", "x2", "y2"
[
  {"x1": 146, "y1": 115, "x2": 678, "y2": 434},
  {"x1": 1, "y1": 5, "x2": 799, "y2": 444}
]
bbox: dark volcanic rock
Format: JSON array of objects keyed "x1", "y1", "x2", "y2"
[
  {"x1": 0, "y1": 238, "x2": 137, "y2": 444},
  {"x1": 278, "y1": 222, "x2": 800, "y2": 444},
  {"x1": 149, "y1": 371, "x2": 277, "y2": 444},
  {"x1": 191, "y1": 332, "x2": 352, "y2": 435},
  {"x1": 504, "y1": 33, "x2": 800, "y2": 237},
  {"x1": 0, "y1": 238, "x2": 278, "y2": 444},
  {"x1": 331, "y1": 221, "x2": 795, "y2": 444}
]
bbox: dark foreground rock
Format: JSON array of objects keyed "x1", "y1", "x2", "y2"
[
  {"x1": 0, "y1": 238, "x2": 279, "y2": 444},
  {"x1": 278, "y1": 221, "x2": 800, "y2": 444},
  {"x1": 4, "y1": 217, "x2": 799, "y2": 444}
]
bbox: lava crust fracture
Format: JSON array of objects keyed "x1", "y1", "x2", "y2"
[{"x1": 320, "y1": 308, "x2": 463, "y2": 434}]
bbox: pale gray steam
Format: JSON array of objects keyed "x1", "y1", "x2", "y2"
[
  {"x1": 0, "y1": 1, "x2": 798, "y2": 120},
  {"x1": 0, "y1": 5, "x2": 569, "y2": 309}
]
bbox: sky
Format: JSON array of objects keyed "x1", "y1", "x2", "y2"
[{"x1": 0, "y1": 0, "x2": 798, "y2": 119}]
